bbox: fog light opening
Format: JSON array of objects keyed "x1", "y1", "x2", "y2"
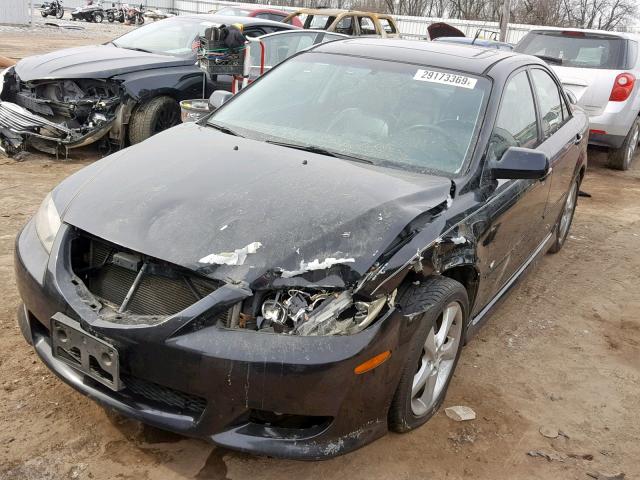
[{"x1": 354, "y1": 350, "x2": 391, "y2": 375}]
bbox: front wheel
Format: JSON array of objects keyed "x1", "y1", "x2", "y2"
[
  {"x1": 548, "y1": 177, "x2": 579, "y2": 254},
  {"x1": 55, "y1": 8, "x2": 64, "y2": 19},
  {"x1": 609, "y1": 117, "x2": 640, "y2": 170},
  {"x1": 389, "y1": 276, "x2": 468, "y2": 433},
  {"x1": 93, "y1": 11, "x2": 104, "y2": 23},
  {"x1": 128, "y1": 96, "x2": 180, "y2": 145},
  {"x1": 107, "y1": 12, "x2": 114, "y2": 22},
  {"x1": 41, "y1": 11, "x2": 48, "y2": 17},
  {"x1": 136, "y1": 14, "x2": 145, "y2": 24}
]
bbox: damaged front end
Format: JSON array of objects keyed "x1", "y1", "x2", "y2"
[{"x1": 0, "y1": 68, "x2": 123, "y2": 157}]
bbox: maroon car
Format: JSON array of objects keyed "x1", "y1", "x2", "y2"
[{"x1": 213, "y1": 6, "x2": 303, "y2": 27}]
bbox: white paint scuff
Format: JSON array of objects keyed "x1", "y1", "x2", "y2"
[
  {"x1": 280, "y1": 257, "x2": 355, "y2": 278},
  {"x1": 199, "y1": 242, "x2": 262, "y2": 266}
]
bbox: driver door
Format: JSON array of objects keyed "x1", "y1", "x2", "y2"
[{"x1": 473, "y1": 68, "x2": 552, "y2": 315}]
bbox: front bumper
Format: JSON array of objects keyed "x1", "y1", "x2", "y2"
[
  {"x1": 14, "y1": 221, "x2": 413, "y2": 459},
  {"x1": 0, "y1": 100, "x2": 114, "y2": 156}
]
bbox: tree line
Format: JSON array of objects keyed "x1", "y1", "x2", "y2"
[{"x1": 242, "y1": 0, "x2": 638, "y2": 30}]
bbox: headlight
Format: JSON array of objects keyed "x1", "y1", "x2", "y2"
[
  {"x1": 34, "y1": 192, "x2": 61, "y2": 253},
  {"x1": 257, "y1": 288, "x2": 394, "y2": 336}
]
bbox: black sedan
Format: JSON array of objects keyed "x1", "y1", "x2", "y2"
[
  {"x1": 14, "y1": 39, "x2": 588, "y2": 459},
  {"x1": 0, "y1": 14, "x2": 295, "y2": 158}
]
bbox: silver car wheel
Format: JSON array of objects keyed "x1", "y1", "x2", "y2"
[
  {"x1": 559, "y1": 180, "x2": 578, "y2": 241},
  {"x1": 411, "y1": 301, "x2": 463, "y2": 417},
  {"x1": 625, "y1": 123, "x2": 639, "y2": 168}
]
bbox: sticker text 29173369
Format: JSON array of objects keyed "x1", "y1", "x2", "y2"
[{"x1": 413, "y1": 69, "x2": 477, "y2": 89}]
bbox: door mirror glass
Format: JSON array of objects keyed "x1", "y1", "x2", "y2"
[
  {"x1": 564, "y1": 88, "x2": 578, "y2": 105},
  {"x1": 209, "y1": 90, "x2": 233, "y2": 109},
  {"x1": 491, "y1": 146, "x2": 549, "y2": 180}
]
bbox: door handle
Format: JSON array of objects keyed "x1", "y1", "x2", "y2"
[{"x1": 574, "y1": 133, "x2": 583, "y2": 145}]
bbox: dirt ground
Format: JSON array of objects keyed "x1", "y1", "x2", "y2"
[{"x1": 1, "y1": 27, "x2": 639, "y2": 480}]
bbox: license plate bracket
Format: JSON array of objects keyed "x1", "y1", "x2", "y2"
[{"x1": 51, "y1": 313, "x2": 122, "y2": 391}]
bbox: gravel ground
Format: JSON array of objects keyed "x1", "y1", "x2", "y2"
[{"x1": 0, "y1": 27, "x2": 639, "y2": 480}]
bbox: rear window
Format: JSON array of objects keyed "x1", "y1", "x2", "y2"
[
  {"x1": 516, "y1": 31, "x2": 630, "y2": 69},
  {"x1": 379, "y1": 18, "x2": 396, "y2": 34}
]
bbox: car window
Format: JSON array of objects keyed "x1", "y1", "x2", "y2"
[
  {"x1": 306, "y1": 15, "x2": 333, "y2": 29},
  {"x1": 250, "y1": 32, "x2": 318, "y2": 72},
  {"x1": 531, "y1": 69, "x2": 565, "y2": 139},
  {"x1": 216, "y1": 7, "x2": 251, "y2": 16},
  {"x1": 211, "y1": 53, "x2": 489, "y2": 176},
  {"x1": 244, "y1": 27, "x2": 267, "y2": 38},
  {"x1": 489, "y1": 71, "x2": 538, "y2": 161},
  {"x1": 516, "y1": 31, "x2": 627, "y2": 69},
  {"x1": 358, "y1": 16, "x2": 377, "y2": 35},
  {"x1": 112, "y1": 17, "x2": 213, "y2": 56},
  {"x1": 379, "y1": 18, "x2": 396, "y2": 34},
  {"x1": 335, "y1": 15, "x2": 355, "y2": 35}
]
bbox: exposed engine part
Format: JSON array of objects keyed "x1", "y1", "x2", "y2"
[
  {"x1": 0, "y1": 71, "x2": 122, "y2": 156},
  {"x1": 247, "y1": 288, "x2": 395, "y2": 336}
]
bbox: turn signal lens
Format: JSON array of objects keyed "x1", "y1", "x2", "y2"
[
  {"x1": 609, "y1": 73, "x2": 635, "y2": 102},
  {"x1": 354, "y1": 351, "x2": 391, "y2": 375}
]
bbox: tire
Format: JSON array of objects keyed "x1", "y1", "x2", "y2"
[
  {"x1": 41, "y1": 11, "x2": 48, "y2": 17},
  {"x1": 548, "y1": 176, "x2": 579, "y2": 254},
  {"x1": 128, "y1": 96, "x2": 181, "y2": 145},
  {"x1": 93, "y1": 11, "x2": 104, "y2": 23},
  {"x1": 137, "y1": 14, "x2": 145, "y2": 24},
  {"x1": 56, "y1": 8, "x2": 64, "y2": 19},
  {"x1": 389, "y1": 276, "x2": 469, "y2": 433},
  {"x1": 608, "y1": 117, "x2": 640, "y2": 170},
  {"x1": 107, "y1": 12, "x2": 114, "y2": 22}
]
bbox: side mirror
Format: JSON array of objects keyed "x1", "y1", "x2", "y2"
[
  {"x1": 564, "y1": 88, "x2": 578, "y2": 105},
  {"x1": 208, "y1": 90, "x2": 233, "y2": 109},
  {"x1": 490, "y1": 147, "x2": 549, "y2": 180}
]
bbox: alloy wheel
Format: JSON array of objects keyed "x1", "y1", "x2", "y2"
[
  {"x1": 153, "y1": 107, "x2": 180, "y2": 134},
  {"x1": 411, "y1": 301, "x2": 463, "y2": 416},
  {"x1": 625, "y1": 123, "x2": 640, "y2": 168},
  {"x1": 558, "y1": 180, "x2": 578, "y2": 241}
]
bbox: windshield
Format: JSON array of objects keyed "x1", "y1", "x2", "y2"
[
  {"x1": 113, "y1": 17, "x2": 214, "y2": 56},
  {"x1": 210, "y1": 53, "x2": 488, "y2": 175},
  {"x1": 516, "y1": 31, "x2": 628, "y2": 69}
]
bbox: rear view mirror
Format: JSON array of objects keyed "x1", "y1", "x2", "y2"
[
  {"x1": 490, "y1": 147, "x2": 549, "y2": 180},
  {"x1": 564, "y1": 89, "x2": 578, "y2": 105},
  {"x1": 209, "y1": 90, "x2": 233, "y2": 110}
]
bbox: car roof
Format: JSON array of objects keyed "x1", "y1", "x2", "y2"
[
  {"x1": 525, "y1": 27, "x2": 639, "y2": 41},
  {"x1": 177, "y1": 13, "x2": 297, "y2": 28},
  {"x1": 289, "y1": 8, "x2": 393, "y2": 18},
  {"x1": 311, "y1": 38, "x2": 528, "y2": 75}
]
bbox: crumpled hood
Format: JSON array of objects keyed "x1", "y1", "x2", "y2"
[
  {"x1": 15, "y1": 44, "x2": 193, "y2": 82},
  {"x1": 59, "y1": 123, "x2": 451, "y2": 287}
]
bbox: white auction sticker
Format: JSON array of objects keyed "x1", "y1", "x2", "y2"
[{"x1": 413, "y1": 69, "x2": 477, "y2": 89}]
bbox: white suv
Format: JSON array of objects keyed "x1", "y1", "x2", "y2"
[{"x1": 516, "y1": 28, "x2": 640, "y2": 170}]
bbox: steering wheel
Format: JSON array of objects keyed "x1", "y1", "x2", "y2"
[
  {"x1": 402, "y1": 124, "x2": 463, "y2": 155},
  {"x1": 391, "y1": 124, "x2": 464, "y2": 171}
]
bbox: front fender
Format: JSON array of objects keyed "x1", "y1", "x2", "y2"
[{"x1": 114, "y1": 65, "x2": 206, "y2": 102}]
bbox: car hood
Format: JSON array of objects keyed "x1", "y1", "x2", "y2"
[
  {"x1": 58, "y1": 123, "x2": 452, "y2": 288},
  {"x1": 15, "y1": 44, "x2": 194, "y2": 82}
]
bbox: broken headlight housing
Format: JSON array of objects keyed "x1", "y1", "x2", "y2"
[
  {"x1": 257, "y1": 289, "x2": 394, "y2": 336},
  {"x1": 34, "y1": 192, "x2": 61, "y2": 254}
]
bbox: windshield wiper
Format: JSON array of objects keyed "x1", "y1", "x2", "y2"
[
  {"x1": 208, "y1": 122, "x2": 244, "y2": 137},
  {"x1": 122, "y1": 46, "x2": 154, "y2": 53},
  {"x1": 534, "y1": 54, "x2": 563, "y2": 65},
  {"x1": 265, "y1": 140, "x2": 373, "y2": 164}
]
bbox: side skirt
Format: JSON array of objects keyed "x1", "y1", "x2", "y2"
[{"x1": 465, "y1": 231, "x2": 555, "y2": 340}]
